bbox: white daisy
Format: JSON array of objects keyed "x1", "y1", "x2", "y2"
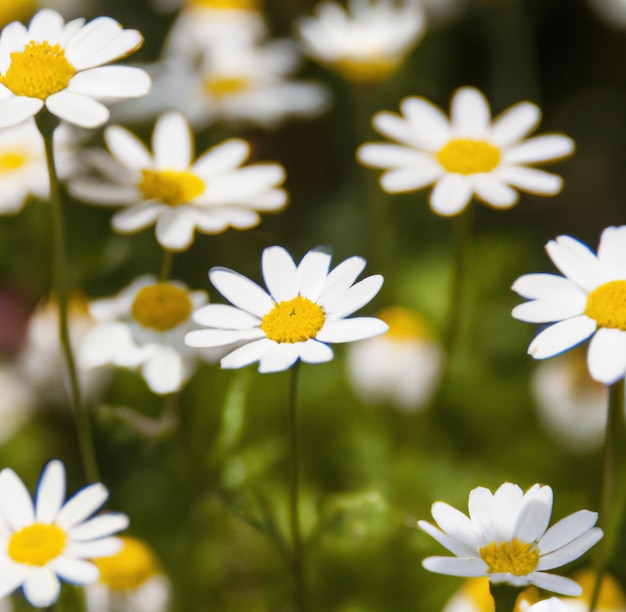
[
  {"x1": 528, "y1": 600, "x2": 576, "y2": 612},
  {"x1": 69, "y1": 112, "x2": 288, "y2": 251},
  {"x1": 357, "y1": 86, "x2": 575, "y2": 216},
  {"x1": 79, "y1": 276, "x2": 210, "y2": 395},
  {"x1": 0, "y1": 8, "x2": 150, "y2": 129},
  {"x1": 0, "y1": 119, "x2": 73, "y2": 215},
  {"x1": 185, "y1": 245, "x2": 388, "y2": 373},
  {"x1": 0, "y1": 460, "x2": 129, "y2": 608},
  {"x1": 418, "y1": 482, "x2": 603, "y2": 596},
  {"x1": 512, "y1": 225, "x2": 626, "y2": 385},
  {"x1": 296, "y1": 0, "x2": 426, "y2": 83},
  {"x1": 86, "y1": 536, "x2": 171, "y2": 612}
]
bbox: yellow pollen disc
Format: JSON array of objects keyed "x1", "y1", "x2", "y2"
[
  {"x1": 0, "y1": 150, "x2": 28, "y2": 173},
  {"x1": 94, "y1": 536, "x2": 159, "y2": 592},
  {"x1": 479, "y1": 539, "x2": 539, "y2": 577},
  {"x1": 138, "y1": 169, "x2": 205, "y2": 207},
  {"x1": 132, "y1": 283, "x2": 193, "y2": 332},
  {"x1": 8, "y1": 523, "x2": 67, "y2": 566},
  {"x1": 585, "y1": 280, "x2": 626, "y2": 331},
  {"x1": 260, "y1": 295, "x2": 325, "y2": 344},
  {"x1": 0, "y1": 41, "x2": 76, "y2": 100},
  {"x1": 204, "y1": 76, "x2": 251, "y2": 99},
  {"x1": 436, "y1": 138, "x2": 501, "y2": 175},
  {"x1": 333, "y1": 56, "x2": 400, "y2": 83},
  {"x1": 189, "y1": 0, "x2": 258, "y2": 8},
  {"x1": 378, "y1": 306, "x2": 432, "y2": 341}
]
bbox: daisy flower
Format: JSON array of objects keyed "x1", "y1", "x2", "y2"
[
  {"x1": 418, "y1": 482, "x2": 603, "y2": 596},
  {"x1": 0, "y1": 9, "x2": 150, "y2": 129},
  {"x1": 296, "y1": 0, "x2": 426, "y2": 83},
  {"x1": 79, "y1": 276, "x2": 211, "y2": 395},
  {"x1": 0, "y1": 460, "x2": 129, "y2": 608},
  {"x1": 357, "y1": 86, "x2": 575, "y2": 216},
  {"x1": 69, "y1": 112, "x2": 288, "y2": 251},
  {"x1": 185, "y1": 245, "x2": 388, "y2": 373},
  {"x1": 512, "y1": 226, "x2": 626, "y2": 385}
]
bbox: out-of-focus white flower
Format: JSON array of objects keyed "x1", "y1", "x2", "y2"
[
  {"x1": 346, "y1": 306, "x2": 443, "y2": 411},
  {"x1": 527, "y1": 600, "x2": 576, "y2": 612},
  {"x1": 296, "y1": 0, "x2": 426, "y2": 83},
  {"x1": 0, "y1": 363, "x2": 35, "y2": 444},
  {"x1": 80, "y1": 276, "x2": 211, "y2": 395},
  {"x1": 589, "y1": 0, "x2": 626, "y2": 28},
  {"x1": 0, "y1": 119, "x2": 74, "y2": 215},
  {"x1": 86, "y1": 536, "x2": 171, "y2": 612},
  {"x1": 17, "y1": 293, "x2": 109, "y2": 406},
  {"x1": 531, "y1": 347, "x2": 608, "y2": 454}
]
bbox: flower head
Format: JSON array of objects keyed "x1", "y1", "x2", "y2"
[
  {"x1": 70, "y1": 112, "x2": 288, "y2": 251},
  {"x1": 185, "y1": 245, "x2": 388, "y2": 372},
  {"x1": 0, "y1": 460, "x2": 129, "y2": 608},
  {"x1": 296, "y1": 0, "x2": 426, "y2": 83},
  {"x1": 0, "y1": 9, "x2": 150, "y2": 128},
  {"x1": 418, "y1": 482, "x2": 603, "y2": 596},
  {"x1": 512, "y1": 226, "x2": 626, "y2": 385},
  {"x1": 357, "y1": 86, "x2": 575, "y2": 216},
  {"x1": 79, "y1": 276, "x2": 211, "y2": 395}
]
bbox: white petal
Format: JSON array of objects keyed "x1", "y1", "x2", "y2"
[
  {"x1": 297, "y1": 249, "x2": 332, "y2": 301},
  {"x1": 142, "y1": 347, "x2": 187, "y2": 394},
  {"x1": 587, "y1": 328, "x2": 626, "y2": 384},
  {"x1": 417, "y1": 520, "x2": 478, "y2": 557},
  {"x1": 105, "y1": 125, "x2": 152, "y2": 170},
  {"x1": 71, "y1": 181, "x2": 139, "y2": 205},
  {"x1": 399, "y1": 96, "x2": 451, "y2": 150},
  {"x1": 209, "y1": 268, "x2": 274, "y2": 318},
  {"x1": 430, "y1": 174, "x2": 473, "y2": 216},
  {"x1": 319, "y1": 257, "x2": 366, "y2": 303},
  {"x1": 471, "y1": 174, "x2": 519, "y2": 208},
  {"x1": 67, "y1": 537, "x2": 121, "y2": 559},
  {"x1": 379, "y1": 164, "x2": 442, "y2": 194},
  {"x1": 529, "y1": 572, "x2": 583, "y2": 596},
  {"x1": 492, "y1": 483, "x2": 524, "y2": 542},
  {"x1": 56, "y1": 484, "x2": 108, "y2": 530},
  {"x1": 490, "y1": 101, "x2": 541, "y2": 147},
  {"x1": 597, "y1": 225, "x2": 626, "y2": 278},
  {"x1": 421, "y1": 556, "x2": 487, "y2": 577},
  {"x1": 69, "y1": 513, "x2": 129, "y2": 541},
  {"x1": 0, "y1": 469, "x2": 35, "y2": 530},
  {"x1": 207, "y1": 165, "x2": 285, "y2": 202},
  {"x1": 112, "y1": 203, "x2": 163, "y2": 233},
  {"x1": 468, "y1": 487, "x2": 495, "y2": 537},
  {"x1": 431, "y1": 502, "x2": 483, "y2": 550},
  {"x1": 323, "y1": 275, "x2": 384, "y2": 319},
  {"x1": 528, "y1": 316, "x2": 596, "y2": 359},
  {"x1": 35, "y1": 461, "x2": 65, "y2": 524},
  {"x1": 220, "y1": 338, "x2": 273, "y2": 369},
  {"x1": 23, "y1": 568, "x2": 60, "y2": 607},
  {"x1": 28, "y1": 9, "x2": 64, "y2": 44},
  {"x1": 298, "y1": 339, "x2": 333, "y2": 364},
  {"x1": 262, "y1": 246, "x2": 298, "y2": 301},
  {"x1": 192, "y1": 139, "x2": 249, "y2": 178},
  {"x1": 357, "y1": 143, "x2": 432, "y2": 168},
  {"x1": 49, "y1": 556, "x2": 99, "y2": 585},
  {"x1": 451, "y1": 87, "x2": 491, "y2": 137},
  {"x1": 511, "y1": 293, "x2": 587, "y2": 323},
  {"x1": 496, "y1": 166, "x2": 563, "y2": 195},
  {"x1": 155, "y1": 208, "x2": 197, "y2": 251},
  {"x1": 539, "y1": 509, "x2": 599, "y2": 554},
  {"x1": 538, "y1": 528, "x2": 603, "y2": 571},
  {"x1": 546, "y1": 235, "x2": 607, "y2": 292},
  {"x1": 185, "y1": 328, "x2": 264, "y2": 348},
  {"x1": 504, "y1": 135, "x2": 575, "y2": 165},
  {"x1": 0, "y1": 97, "x2": 43, "y2": 129},
  {"x1": 192, "y1": 304, "x2": 259, "y2": 329},
  {"x1": 152, "y1": 112, "x2": 193, "y2": 170},
  {"x1": 316, "y1": 317, "x2": 388, "y2": 343},
  {"x1": 0, "y1": 561, "x2": 27, "y2": 598},
  {"x1": 258, "y1": 343, "x2": 299, "y2": 373},
  {"x1": 46, "y1": 91, "x2": 109, "y2": 128},
  {"x1": 69, "y1": 66, "x2": 150, "y2": 100},
  {"x1": 372, "y1": 111, "x2": 420, "y2": 148},
  {"x1": 515, "y1": 486, "x2": 553, "y2": 543},
  {"x1": 512, "y1": 273, "x2": 586, "y2": 302}
]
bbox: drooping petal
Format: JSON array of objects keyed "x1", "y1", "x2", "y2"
[
  {"x1": 298, "y1": 339, "x2": 333, "y2": 364},
  {"x1": 587, "y1": 328, "x2": 626, "y2": 384},
  {"x1": 23, "y1": 568, "x2": 60, "y2": 608},
  {"x1": 258, "y1": 343, "x2": 300, "y2": 373},
  {"x1": 527, "y1": 316, "x2": 596, "y2": 359},
  {"x1": 471, "y1": 174, "x2": 519, "y2": 208},
  {"x1": 142, "y1": 346, "x2": 187, "y2": 395},
  {"x1": 155, "y1": 208, "x2": 197, "y2": 251}
]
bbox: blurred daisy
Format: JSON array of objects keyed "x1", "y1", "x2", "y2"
[
  {"x1": 444, "y1": 578, "x2": 542, "y2": 612},
  {"x1": 418, "y1": 482, "x2": 603, "y2": 596},
  {"x1": 512, "y1": 225, "x2": 626, "y2": 385},
  {"x1": 346, "y1": 306, "x2": 443, "y2": 411},
  {"x1": 296, "y1": 0, "x2": 426, "y2": 83},
  {"x1": 0, "y1": 119, "x2": 73, "y2": 214},
  {"x1": 0, "y1": 9, "x2": 150, "y2": 128},
  {"x1": 86, "y1": 536, "x2": 171, "y2": 612},
  {"x1": 531, "y1": 347, "x2": 608, "y2": 454},
  {"x1": 185, "y1": 245, "x2": 388, "y2": 373},
  {"x1": 357, "y1": 86, "x2": 575, "y2": 216},
  {"x1": 0, "y1": 460, "x2": 128, "y2": 608},
  {"x1": 69, "y1": 112, "x2": 288, "y2": 251},
  {"x1": 528, "y1": 600, "x2": 575, "y2": 612},
  {"x1": 79, "y1": 276, "x2": 210, "y2": 395},
  {"x1": 560, "y1": 569, "x2": 626, "y2": 611}
]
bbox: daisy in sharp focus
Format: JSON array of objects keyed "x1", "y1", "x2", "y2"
[
  {"x1": 0, "y1": 9, "x2": 150, "y2": 129},
  {"x1": 185, "y1": 245, "x2": 388, "y2": 373},
  {"x1": 69, "y1": 112, "x2": 288, "y2": 251},
  {"x1": 79, "y1": 276, "x2": 211, "y2": 395},
  {"x1": 0, "y1": 460, "x2": 129, "y2": 608},
  {"x1": 418, "y1": 482, "x2": 603, "y2": 596},
  {"x1": 296, "y1": 0, "x2": 426, "y2": 83},
  {"x1": 357, "y1": 86, "x2": 575, "y2": 216},
  {"x1": 512, "y1": 225, "x2": 626, "y2": 385}
]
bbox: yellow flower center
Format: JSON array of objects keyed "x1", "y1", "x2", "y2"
[
  {"x1": 138, "y1": 169, "x2": 205, "y2": 207},
  {"x1": 0, "y1": 41, "x2": 76, "y2": 100},
  {"x1": 8, "y1": 523, "x2": 67, "y2": 566},
  {"x1": 260, "y1": 295, "x2": 326, "y2": 344},
  {"x1": 585, "y1": 280, "x2": 626, "y2": 331},
  {"x1": 204, "y1": 76, "x2": 252, "y2": 99},
  {"x1": 132, "y1": 283, "x2": 193, "y2": 332},
  {"x1": 378, "y1": 306, "x2": 432, "y2": 341},
  {"x1": 436, "y1": 138, "x2": 502, "y2": 175},
  {"x1": 332, "y1": 56, "x2": 400, "y2": 83},
  {"x1": 94, "y1": 536, "x2": 159, "y2": 592},
  {"x1": 479, "y1": 539, "x2": 539, "y2": 577},
  {"x1": 189, "y1": 0, "x2": 258, "y2": 8},
  {"x1": 0, "y1": 150, "x2": 28, "y2": 173}
]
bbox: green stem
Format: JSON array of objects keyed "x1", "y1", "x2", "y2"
[
  {"x1": 36, "y1": 110, "x2": 99, "y2": 484},
  {"x1": 489, "y1": 582, "x2": 519, "y2": 612},
  {"x1": 160, "y1": 249, "x2": 174, "y2": 281},
  {"x1": 590, "y1": 379, "x2": 625, "y2": 612},
  {"x1": 287, "y1": 362, "x2": 307, "y2": 611}
]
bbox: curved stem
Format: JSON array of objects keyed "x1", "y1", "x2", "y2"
[
  {"x1": 160, "y1": 249, "x2": 174, "y2": 281},
  {"x1": 36, "y1": 111, "x2": 99, "y2": 484},
  {"x1": 288, "y1": 362, "x2": 307, "y2": 611}
]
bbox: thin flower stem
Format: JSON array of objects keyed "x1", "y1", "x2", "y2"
[
  {"x1": 489, "y1": 582, "x2": 519, "y2": 612},
  {"x1": 288, "y1": 361, "x2": 307, "y2": 611},
  {"x1": 590, "y1": 378, "x2": 626, "y2": 612},
  {"x1": 160, "y1": 249, "x2": 174, "y2": 281},
  {"x1": 36, "y1": 110, "x2": 99, "y2": 484}
]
